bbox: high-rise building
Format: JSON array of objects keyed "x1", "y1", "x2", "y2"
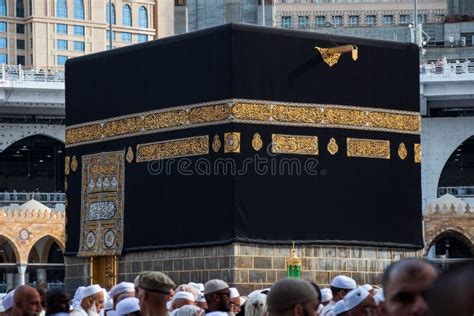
[{"x1": 0, "y1": 0, "x2": 158, "y2": 69}]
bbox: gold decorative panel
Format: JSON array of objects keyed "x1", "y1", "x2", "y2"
[
  {"x1": 79, "y1": 151, "x2": 125, "y2": 257},
  {"x1": 71, "y1": 156, "x2": 78, "y2": 172},
  {"x1": 126, "y1": 147, "x2": 134, "y2": 163},
  {"x1": 252, "y1": 133, "x2": 263, "y2": 151},
  {"x1": 66, "y1": 99, "x2": 420, "y2": 147},
  {"x1": 91, "y1": 256, "x2": 117, "y2": 291},
  {"x1": 398, "y1": 143, "x2": 407, "y2": 160},
  {"x1": 327, "y1": 138, "x2": 339, "y2": 155},
  {"x1": 136, "y1": 136, "x2": 209, "y2": 162},
  {"x1": 347, "y1": 138, "x2": 391, "y2": 159},
  {"x1": 224, "y1": 132, "x2": 241, "y2": 153},
  {"x1": 65, "y1": 156, "x2": 70, "y2": 175},
  {"x1": 272, "y1": 134, "x2": 318, "y2": 155},
  {"x1": 414, "y1": 143, "x2": 421, "y2": 163}
]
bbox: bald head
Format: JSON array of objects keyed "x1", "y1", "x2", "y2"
[
  {"x1": 12, "y1": 286, "x2": 43, "y2": 316},
  {"x1": 382, "y1": 259, "x2": 438, "y2": 316}
]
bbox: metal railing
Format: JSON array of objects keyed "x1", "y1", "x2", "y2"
[
  {"x1": 0, "y1": 64, "x2": 65, "y2": 83},
  {"x1": 420, "y1": 59, "x2": 474, "y2": 77},
  {"x1": 0, "y1": 192, "x2": 65, "y2": 205},
  {"x1": 438, "y1": 186, "x2": 474, "y2": 198}
]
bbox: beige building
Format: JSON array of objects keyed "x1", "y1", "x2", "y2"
[
  {"x1": 275, "y1": 0, "x2": 448, "y2": 29},
  {"x1": 0, "y1": 0, "x2": 160, "y2": 69}
]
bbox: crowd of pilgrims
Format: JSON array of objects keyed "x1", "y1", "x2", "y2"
[{"x1": 0, "y1": 258, "x2": 472, "y2": 316}]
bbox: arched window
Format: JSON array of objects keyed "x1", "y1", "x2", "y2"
[
  {"x1": 106, "y1": 2, "x2": 116, "y2": 25},
  {"x1": 16, "y1": 0, "x2": 24, "y2": 17},
  {"x1": 0, "y1": 0, "x2": 6, "y2": 16},
  {"x1": 74, "y1": 0, "x2": 84, "y2": 19},
  {"x1": 138, "y1": 6, "x2": 148, "y2": 28},
  {"x1": 123, "y1": 4, "x2": 132, "y2": 26},
  {"x1": 56, "y1": 0, "x2": 67, "y2": 18}
]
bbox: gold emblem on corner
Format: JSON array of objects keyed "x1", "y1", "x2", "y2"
[
  {"x1": 70, "y1": 156, "x2": 78, "y2": 172},
  {"x1": 414, "y1": 143, "x2": 421, "y2": 163},
  {"x1": 398, "y1": 143, "x2": 407, "y2": 160},
  {"x1": 212, "y1": 135, "x2": 221, "y2": 152},
  {"x1": 65, "y1": 156, "x2": 70, "y2": 175},
  {"x1": 252, "y1": 133, "x2": 263, "y2": 151},
  {"x1": 315, "y1": 45, "x2": 358, "y2": 67},
  {"x1": 224, "y1": 132, "x2": 240, "y2": 153},
  {"x1": 327, "y1": 138, "x2": 339, "y2": 155},
  {"x1": 126, "y1": 146, "x2": 134, "y2": 163}
]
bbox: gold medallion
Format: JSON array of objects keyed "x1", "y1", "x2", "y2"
[
  {"x1": 65, "y1": 156, "x2": 70, "y2": 175},
  {"x1": 398, "y1": 143, "x2": 407, "y2": 160},
  {"x1": 212, "y1": 135, "x2": 221, "y2": 152},
  {"x1": 327, "y1": 138, "x2": 339, "y2": 155},
  {"x1": 126, "y1": 146, "x2": 134, "y2": 163},
  {"x1": 64, "y1": 177, "x2": 68, "y2": 191},
  {"x1": 224, "y1": 132, "x2": 241, "y2": 153},
  {"x1": 71, "y1": 156, "x2": 78, "y2": 172},
  {"x1": 414, "y1": 143, "x2": 421, "y2": 163},
  {"x1": 252, "y1": 133, "x2": 263, "y2": 151}
]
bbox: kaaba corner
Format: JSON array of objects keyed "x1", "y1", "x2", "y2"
[{"x1": 64, "y1": 23, "x2": 422, "y2": 291}]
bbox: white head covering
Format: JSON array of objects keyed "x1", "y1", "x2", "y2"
[
  {"x1": 72, "y1": 286, "x2": 85, "y2": 308},
  {"x1": 333, "y1": 300, "x2": 348, "y2": 315},
  {"x1": 229, "y1": 288, "x2": 240, "y2": 299},
  {"x1": 2, "y1": 290, "x2": 15, "y2": 311},
  {"x1": 116, "y1": 297, "x2": 140, "y2": 316},
  {"x1": 374, "y1": 290, "x2": 385, "y2": 306},
  {"x1": 245, "y1": 293, "x2": 267, "y2": 316},
  {"x1": 362, "y1": 284, "x2": 373, "y2": 292},
  {"x1": 206, "y1": 313, "x2": 228, "y2": 316},
  {"x1": 104, "y1": 299, "x2": 114, "y2": 311},
  {"x1": 82, "y1": 284, "x2": 103, "y2": 299},
  {"x1": 173, "y1": 292, "x2": 195, "y2": 302},
  {"x1": 344, "y1": 287, "x2": 370, "y2": 311},
  {"x1": 196, "y1": 293, "x2": 206, "y2": 303},
  {"x1": 320, "y1": 288, "x2": 333, "y2": 303},
  {"x1": 187, "y1": 282, "x2": 204, "y2": 292},
  {"x1": 331, "y1": 276, "x2": 357, "y2": 290},
  {"x1": 110, "y1": 282, "x2": 135, "y2": 299},
  {"x1": 171, "y1": 305, "x2": 203, "y2": 316}
]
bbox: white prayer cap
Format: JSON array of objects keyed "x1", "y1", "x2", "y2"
[
  {"x1": 173, "y1": 291, "x2": 195, "y2": 302},
  {"x1": 374, "y1": 290, "x2": 385, "y2": 306},
  {"x1": 203, "y1": 279, "x2": 229, "y2": 295},
  {"x1": 331, "y1": 276, "x2": 357, "y2": 290},
  {"x1": 110, "y1": 282, "x2": 135, "y2": 298},
  {"x1": 187, "y1": 282, "x2": 204, "y2": 292},
  {"x1": 104, "y1": 299, "x2": 114, "y2": 311},
  {"x1": 171, "y1": 305, "x2": 203, "y2": 316},
  {"x1": 2, "y1": 290, "x2": 15, "y2": 310},
  {"x1": 344, "y1": 287, "x2": 369, "y2": 311},
  {"x1": 82, "y1": 284, "x2": 103, "y2": 299},
  {"x1": 362, "y1": 284, "x2": 373, "y2": 292},
  {"x1": 229, "y1": 288, "x2": 240, "y2": 299},
  {"x1": 108, "y1": 311, "x2": 118, "y2": 316},
  {"x1": 166, "y1": 301, "x2": 172, "y2": 311},
  {"x1": 333, "y1": 300, "x2": 348, "y2": 315},
  {"x1": 196, "y1": 293, "x2": 206, "y2": 303},
  {"x1": 116, "y1": 297, "x2": 140, "y2": 316},
  {"x1": 72, "y1": 286, "x2": 85, "y2": 308},
  {"x1": 320, "y1": 288, "x2": 333, "y2": 303},
  {"x1": 206, "y1": 312, "x2": 228, "y2": 316}
]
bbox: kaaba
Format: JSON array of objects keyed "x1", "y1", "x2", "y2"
[{"x1": 64, "y1": 23, "x2": 422, "y2": 291}]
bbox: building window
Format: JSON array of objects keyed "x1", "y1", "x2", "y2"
[
  {"x1": 0, "y1": 0, "x2": 6, "y2": 16},
  {"x1": 316, "y1": 16, "x2": 326, "y2": 27},
  {"x1": 17, "y1": 55, "x2": 25, "y2": 65},
  {"x1": 122, "y1": 32, "x2": 132, "y2": 42},
  {"x1": 0, "y1": 38, "x2": 7, "y2": 48},
  {"x1": 74, "y1": 0, "x2": 84, "y2": 20},
  {"x1": 16, "y1": 39, "x2": 25, "y2": 50},
  {"x1": 106, "y1": 30, "x2": 116, "y2": 41},
  {"x1": 281, "y1": 16, "x2": 291, "y2": 29},
  {"x1": 175, "y1": 0, "x2": 186, "y2": 5},
  {"x1": 16, "y1": 0, "x2": 24, "y2": 17},
  {"x1": 74, "y1": 25, "x2": 84, "y2": 36},
  {"x1": 123, "y1": 4, "x2": 132, "y2": 27},
  {"x1": 29, "y1": 0, "x2": 32, "y2": 15},
  {"x1": 74, "y1": 41, "x2": 85, "y2": 52},
  {"x1": 57, "y1": 39, "x2": 68, "y2": 50},
  {"x1": 383, "y1": 15, "x2": 394, "y2": 25},
  {"x1": 56, "y1": 24, "x2": 68, "y2": 34},
  {"x1": 137, "y1": 34, "x2": 148, "y2": 43},
  {"x1": 0, "y1": 22, "x2": 6, "y2": 32},
  {"x1": 399, "y1": 14, "x2": 409, "y2": 25},
  {"x1": 16, "y1": 24, "x2": 24, "y2": 34},
  {"x1": 106, "y1": 3, "x2": 116, "y2": 24},
  {"x1": 0, "y1": 53, "x2": 7, "y2": 64},
  {"x1": 56, "y1": 0, "x2": 67, "y2": 18},
  {"x1": 139, "y1": 6, "x2": 148, "y2": 28},
  {"x1": 417, "y1": 14, "x2": 428, "y2": 24},
  {"x1": 348, "y1": 15, "x2": 359, "y2": 27},
  {"x1": 57, "y1": 55, "x2": 68, "y2": 66},
  {"x1": 298, "y1": 16, "x2": 309, "y2": 29},
  {"x1": 332, "y1": 15, "x2": 343, "y2": 27},
  {"x1": 366, "y1": 15, "x2": 376, "y2": 26}
]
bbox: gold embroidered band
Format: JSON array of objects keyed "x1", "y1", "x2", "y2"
[
  {"x1": 136, "y1": 135, "x2": 209, "y2": 162},
  {"x1": 347, "y1": 138, "x2": 391, "y2": 159},
  {"x1": 272, "y1": 134, "x2": 319, "y2": 156},
  {"x1": 66, "y1": 99, "x2": 420, "y2": 147}
]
